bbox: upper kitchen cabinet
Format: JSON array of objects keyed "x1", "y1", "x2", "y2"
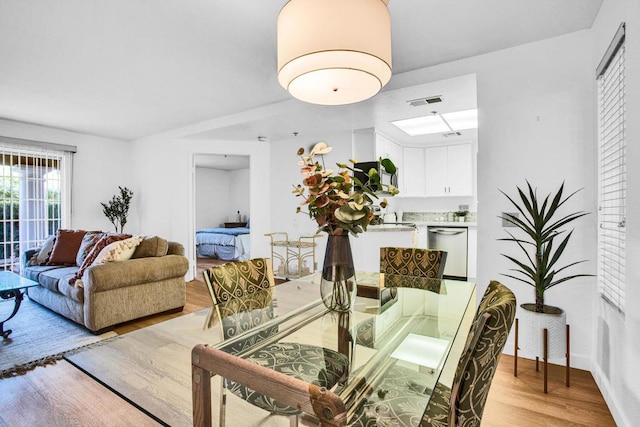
[
  {"x1": 402, "y1": 147, "x2": 427, "y2": 196},
  {"x1": 425, "y1": 142, "x2": 473, "y2": 197},
  {"x1": 376, "y1": 132, "x2": 403, "y2": 167},
  {"x1": 353, "y1": 128, "x2": 403, "y2": 169}
]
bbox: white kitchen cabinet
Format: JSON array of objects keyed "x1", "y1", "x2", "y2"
[
  {"x1": 425, "y1": 143, "x2": 473, "y2": 197},
  {"x1": 376, "y1": 133, "x2": 403, "y2": 167},
  {"x1": 402, "y1": 147, "x2": 426, "y2": 197},
  {"x1": 376, "y1": 132, "x2": 403, "y2": 189}
]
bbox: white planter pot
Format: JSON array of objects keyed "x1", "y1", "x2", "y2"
[{"x1": 517, "y1": 303, "x2": 566, "y2": 359}]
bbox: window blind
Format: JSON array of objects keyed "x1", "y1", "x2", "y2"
[
  {"x1": 597, "y1": 23, "x2": 626, "y2": 312},
  {"x1": 0, "y1": 143, "x2": 71, "y2": 272}
]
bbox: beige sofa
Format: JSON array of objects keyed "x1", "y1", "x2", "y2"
[{"x1": 22, "y1": 236, "x2": 189, "y2": 333}]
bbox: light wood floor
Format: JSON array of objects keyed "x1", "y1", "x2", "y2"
[{"x1": 0, "y1": 259, "x2": 616, "y2": 426}]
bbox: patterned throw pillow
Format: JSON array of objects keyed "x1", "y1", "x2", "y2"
[
  {"x1": 27, "y1": 235, "x2": 56, "y2": 266},
  {"x1": 75, "y1": 231, "x2": 105, "y2": 266},
  {"x1": 46, "y1": 229, "x2": 87, "y2": 266},
  {"x1": 71, "y1": 233, "x2": 131, "y2": 286},
  {"x1": 93, "y1": 236, "x2": 143, "y2": 264}
]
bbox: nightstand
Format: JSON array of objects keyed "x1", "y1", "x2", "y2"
[{"x1": 224, "y1": 222, "x2": 246, "y2": 228}]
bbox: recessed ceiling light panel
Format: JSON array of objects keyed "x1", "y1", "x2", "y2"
[
  {"x1": 441, "y1": 109, "x2": 478, "y2": 130},
  {"x1": 391, "y1": 115, "x2": 450, "y2": 136}
]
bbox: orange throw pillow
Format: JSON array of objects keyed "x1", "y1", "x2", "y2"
[{"x1": 46, "y1": 229, "x2": 87, "y2": 266}]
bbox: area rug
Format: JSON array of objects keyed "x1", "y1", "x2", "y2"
[{"x1": 0, "y1": 298, "x2": 117, "y2": 378}]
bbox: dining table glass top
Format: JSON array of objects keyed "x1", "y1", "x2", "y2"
[
  {"x1": 67, "y1": 272, "x2": 476, "y2": 427},
  {"x1": 202, "y1": 272, "x2": 476, "y2": 425}
]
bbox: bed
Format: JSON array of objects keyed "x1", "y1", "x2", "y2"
[{"x1": 196, "y1": 227, "x2": 251, "y2": 260}]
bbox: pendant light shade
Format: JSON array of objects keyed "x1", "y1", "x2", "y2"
[{"x1": 277, "y1": 0, "x2": 392, "y2": 106}]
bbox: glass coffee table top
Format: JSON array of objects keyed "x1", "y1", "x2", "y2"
[{"x1": 0, "y1": 270, "x2": 39, "y2": 293}]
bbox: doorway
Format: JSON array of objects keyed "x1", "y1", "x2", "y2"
[{"x1": 194, "y1": 154, "x2": 250, "y2": 275}]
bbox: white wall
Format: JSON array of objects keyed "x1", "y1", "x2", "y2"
[
  {"x1": 590, "y1": 1, "x2": 640, "y2": 426},
  {"x1": 195, "y1": 167, "x2": 230, "y2": 229},
  {"x1": 130, "y1": 137, "x2": 270, "y2": 281},
  {"x1": 0, "y1": 119, "x2": 132, "y2": 233},
  {"x1": 195, "y1": 167, "x2": 250, "y2": 229},
  {"x1": 268, "y1": 130, "x2": 357, "y2": 265},
  {"x1": 228, "y1": 168, "x2": 250, "y2": 223}
]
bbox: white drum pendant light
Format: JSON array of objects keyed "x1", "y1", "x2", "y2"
[{"x1": 277, "y1": 0, "x2": 392, "y2": 105}]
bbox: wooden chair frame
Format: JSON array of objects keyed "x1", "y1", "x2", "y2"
[{"x1": 192, "y1": 344, "x2": 347, "y2": 426}]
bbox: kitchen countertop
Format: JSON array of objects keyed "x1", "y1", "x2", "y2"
[
  {"x1": 367, "y1": 224, "x2": 417, "y2": 232},
  {"x1": 412, "y1": 221, "x2": 477, "y2": 227},
  {"x1": 367, "y1": 221, "x2": 478, "y2": 232}
]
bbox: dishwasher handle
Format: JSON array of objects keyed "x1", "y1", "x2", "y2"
[{"x1": 428, "y1": 228, "x2": 466, "y2": 236}]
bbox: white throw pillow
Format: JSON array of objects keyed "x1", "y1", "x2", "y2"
[
  {"x1": 92, "y1": 236, "x2": 144, "y2": 265},
  {"x1": 30, "y1": 235, "x2": 56, "y2": 265}
]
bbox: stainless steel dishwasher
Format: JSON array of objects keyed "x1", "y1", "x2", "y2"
[{"x1": 427, "y1": 226, "x2": 468, "y2": 280}]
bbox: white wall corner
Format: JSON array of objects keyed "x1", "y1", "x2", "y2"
[{"x1": 592, "y1": 361, "x2": 630, "y2": 427}]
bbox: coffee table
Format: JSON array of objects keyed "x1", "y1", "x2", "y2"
[{"x1": 0, "y1": 270, "x2": 39, "y2": 338}]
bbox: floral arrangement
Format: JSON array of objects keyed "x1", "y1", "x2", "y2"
[{"x1": 293, "y1": 142, "x2": 398, "y2": 236}]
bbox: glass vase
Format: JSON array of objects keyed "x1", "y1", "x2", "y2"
[{"x1": 320, "y1": 234, "x2": 357, "y2": 312}]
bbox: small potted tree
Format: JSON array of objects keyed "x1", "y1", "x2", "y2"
[
  {"x1": 101, "y1": 186, "x2": 133, "y2": 233},
  {"x1": 499, "y1": 181, "x2": 591, "y2": 389}
]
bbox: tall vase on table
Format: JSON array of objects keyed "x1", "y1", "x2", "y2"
[
  {"x1": 292, "y1": 141, "x2": 399, "y2": 311},
  {"x1": 320, "y1": 234, "x2": 356, "y2": 312}
]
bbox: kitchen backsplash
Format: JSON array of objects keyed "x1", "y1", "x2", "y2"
[{"x1": 401, "y1": 211, "x2": 477, "y2": 223}]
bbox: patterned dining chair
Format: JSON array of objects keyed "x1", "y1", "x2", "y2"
[
  {"x1": 380, "y1": 247, "x2": 447, "y2": 290},
  {"x1": 202, "y1": 258, "x2": 349, "y2": 427},
  {"x1": 351, "y1": 280, "x2": 516, "y2": 427}
]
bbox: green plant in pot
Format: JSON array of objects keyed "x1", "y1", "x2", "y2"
[
  {"x1": 454, "y1": 210, "x2": 468, "y2": 222},
  {"x1": 499, "y1": 181, "x2": 591, "y2": 314}
]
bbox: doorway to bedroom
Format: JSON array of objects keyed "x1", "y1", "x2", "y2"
[{"x1": 194, "y1": 154, "x2": 250, "y2": 274}]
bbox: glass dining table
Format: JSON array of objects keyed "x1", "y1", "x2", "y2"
[{"x1": 192, "y1": 272, "x2": 476, "y2": 426}]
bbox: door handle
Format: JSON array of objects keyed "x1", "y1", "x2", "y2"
[{"x1": 429, "y1": 229, "x2": 466, "y2": 235}]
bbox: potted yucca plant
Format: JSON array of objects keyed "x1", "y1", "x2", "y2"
[{"x1": 499, "y1": 181, "x2": 591, "y2": 314}]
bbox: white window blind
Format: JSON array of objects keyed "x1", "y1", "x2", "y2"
[
  {"x1": 597, "y1": 23, "x2": 626, "y2": 312},
  {"x1": 0, "y1": 141, "x2": 73, "y2": 273}
]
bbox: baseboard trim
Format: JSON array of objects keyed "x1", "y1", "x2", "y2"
[{"x1": 591, "y1": 361, "x2": 629, "y2": 427}]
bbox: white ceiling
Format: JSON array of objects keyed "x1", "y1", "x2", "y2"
[{"x1": 0, "y1": 0, "x2": 602, "y2": 142}]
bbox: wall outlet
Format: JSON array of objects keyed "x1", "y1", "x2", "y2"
[{"x1": 502, "y1": 212, "x2": 519, "y2": 227}]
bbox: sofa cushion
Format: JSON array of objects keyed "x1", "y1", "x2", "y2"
[
  {"x1": 47, "y1": 229, "x2": 87, "y2": 266},
  {"x1": 76, "y1": 231, "x2": 105, "y2": 266},
  {"x1": 22, "y1": 264, "x2": 64, "y2": 282},
  {"x1": 58, "y1": 276, "x2": 84, "y2": 303},
  {"x1": 38, "y1": 266, "x2": 79, "y2": 293},
  {"x1": 27, "y1": 235, "x2": 56, "y2": 266},
  {"x1": 71, "y1": 233, "x2": 132, "y2": 285},
  {"x1": 132, "y1": 236, "x2": 169, "y2": 258}
]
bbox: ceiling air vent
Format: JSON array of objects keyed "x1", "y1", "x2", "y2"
[{"x1": 407, "y1": 95, "x2": 443, "y2": 107}]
